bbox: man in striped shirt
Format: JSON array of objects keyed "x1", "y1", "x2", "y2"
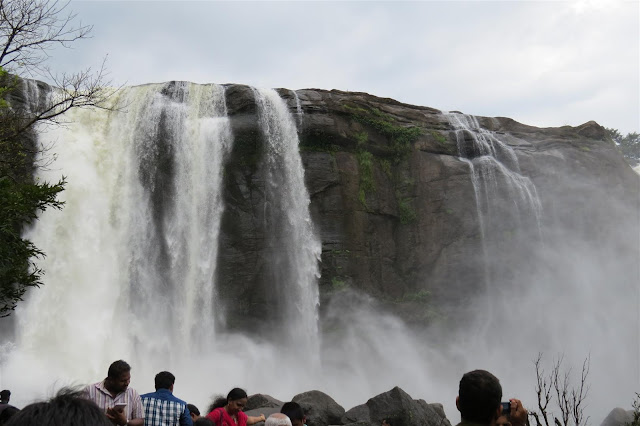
[
  {"x1": 141, "y1": 371, "x2": 192, "y2": 426},
  {"x1": 84, "y1": 359, "x2": 144, "y2": 425}
]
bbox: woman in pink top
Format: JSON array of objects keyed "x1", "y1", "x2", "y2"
[{"x1": 206, "y1": 388, "x2": 266, "y2": 426}]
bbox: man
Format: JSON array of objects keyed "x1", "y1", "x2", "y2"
[
  {"x1": 187, "y1": 404, "x2": 201, "y2": 422},
  {"x1": 85, "y1": 360, "x2": 144, "y2": 426},
  {"x1": 5, "y1": 387, "x2": 111, "y2": 426},
  {"x1": 141, "y1": 371, "x2": 192, "y2": 426},
  {"x1": 280, "y1": 402, "x2": 305, "y2": 426},
  {"x1": 266, "y1": 413, "x2": 292, "y2": 426},
  {"x1": 456, "y1": 370, "x2": 527, "y2": 426}
]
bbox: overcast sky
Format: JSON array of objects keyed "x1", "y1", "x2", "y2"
[{"x1": 47, "y1": 0, "x2": 639, "y2": 134}]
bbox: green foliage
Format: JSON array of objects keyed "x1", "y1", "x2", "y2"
[
  {"x1": 356, "y1": 149, "x2": 375, "y2": 209},
  {"x1": 628, "y1": 393, "x2": 640, "y2": 426},
  {"x1": 330, "y1": 277, "x2": 348, "y2": 291},
  {"x1": 606, "y1": 127, "x2": 640, "y2": 165},
  {"x1": 0, "y1": 176, "x2": 65, "y2": 316},
  {"x1": 400, "y1": 289, "x2": 430, "y2": 303},
  {"x1": 344, "y1": 103, "x2": 422, "y2": 161},
  {"x1": 397, "y1": 196, "x2": 417, "y2": 224}
]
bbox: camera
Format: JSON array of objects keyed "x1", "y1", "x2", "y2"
[{"x1": 501, "y1": 402, "x2": 511, "y2": 415}]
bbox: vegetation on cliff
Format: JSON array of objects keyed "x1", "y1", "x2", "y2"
[{"x1": 606, "y1": 128, "x2": 639, "y2": 166}]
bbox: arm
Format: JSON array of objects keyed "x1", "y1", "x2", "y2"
[
  {"x1": 127, "y1": 391, "x2": 145, "y2": 426},
  {"x1": 247, "y1": 414, "x2": 266, "y2": 425},
  {"x1": 181, "y1": 405, "x2": 194, "y2": 426}
]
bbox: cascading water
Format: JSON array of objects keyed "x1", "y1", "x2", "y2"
[
  {"x1": 252, "y1": 88, "x2": 321, "y2": 366},
  {"x1": 446, "y1": 112, "x2": 543, "y2": 303}
]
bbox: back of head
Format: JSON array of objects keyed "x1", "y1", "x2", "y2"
[
  {"x1": 188, "y1": 403, "x2": 200, "y2": 416},
  {"x1": 5, "y1": 387, "x2": 112, "y2": 426},
  {"x1": 0, "y1": 406, "x2": 20, "y2": 425},
  {"x1": 195, "y1": 418, "x2": 215, "y2": 426},
  {"x1": 154, "y1": 371, "x2": 176, "y2": 390},
  {"x1": 458, "y1": 369, "x2": 502, "y2": 424},
  {"x1": 266, "y1": 413, "x2": 292, "y2": 426},
  {"x1": 107, "y1": 360, "x2": 131, "y2": 379},
  {"x1": 0, "y1": 390, "x2": 9, "y2": 403},
  {"x1": 280, "y1": 402, "x2": 304, "y2": 423}
]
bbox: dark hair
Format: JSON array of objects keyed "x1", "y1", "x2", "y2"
[
  {"x1": 154, "y1": 371, "x2": 176, "y2": 390},
  {"x1": 0, "y1": 406, "x2": 19, "y2": 424},
  {"x1": 458, "y1": 369, "x2": 502, "y2": 423},
  {"x1": 227, "y1": 388, "x2": 247, "y2": 402},
  {"x1": 195, "y1": 418, "x2": 215, "y2": 426},
  {"x1": 281, "y1": 402, "x2": 304, "y2": 422},
  {"x1": 208, "y1": 396, "x2": 227, "y2": 413},
  {"x1": 0, "y1": 390, "x2": 9, "y2": 402},
  {"x1": 107, "y1": 360, "x2": 131, "y2": 379},
  {"x1": 188, "y1": 404, "x2": 200, "y2": 416},
  {"x1": 5, "y1": 387, "x2": 112, "y2": 426}
]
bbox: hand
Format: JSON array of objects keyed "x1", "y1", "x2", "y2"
[
  {"x1": 106, "y1": 406, "x2": 127, "y2": 426},
  {"x1": 509, "y1": 398, "x2": 528, "y2": 426},
  {"x1": 260, "y1": 414, "x2": 266, "y2": 422}
]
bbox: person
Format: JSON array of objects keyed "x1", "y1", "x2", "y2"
[
  {"x1": 206, "y1": 388, "x2": 265, "y2": 426},
  {"x1": 496, "y1": 415, "x2": 511, "y2": 426},
  {"x1": 265, "y1": 413, "x2": 291, "y2": 426},
  {"x1": 280, "y1": 401, "x2": 305, "y2": 426},
  {"x1": 382, "y1": 418, "x2": 396, "y2": 426},
  {"x1": 188, "y1": 403, "x2": 201, "y2": 422},
  {"x1": 0, "y1": 390, "x2": 18, "y2": 424},
  {"x1": 455, "y1": 370, "x2": 527, "y2": 426},
  {"x1": 141, "y1": 371, "x2": 192, "y2": 426},
  {"x1": 84, "y1": 359, "x2": 144, "y2": 425},
  {"x1": 194, "y1": 418, "x2": 215, "y2": 426},
  {"x1": 5, "y1": 387, "x2": 112, "y2": 426}
]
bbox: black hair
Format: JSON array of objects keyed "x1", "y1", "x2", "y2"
[
  {"x1": 280, "y1": 402, "x2": 304, "y2": 422},
  {"x1": 107, "y1": 360, "x2": 131, "y2": 379},
  {"x1": 188, "y1": 404, "x2": 200, "y2": 416},
  {"x1": 195, "y1": 418, "x2": 215, "y2": 426},
  {"x1": 0, "y1": 406, "x2": 20, "y2": 424},
  {"x1": 0, "y1": 390, "x2": 9, "y2": 402},
  {"x1": 5, "y1": 387, "x2": 112, "y2": 426},
  {"x1": 458, "y1": 369, "x2": 502, "y2": 424},
  {"x1": 154, "y1": 371, "x2": 176, "y2": 390},
  {"x1": 227, "y1": 388, "x2": 247, "y2": 402}
]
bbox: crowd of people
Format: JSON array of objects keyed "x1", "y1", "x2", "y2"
[{"x1": 0, "y1": 360, "x2": 528, "y2": 426}]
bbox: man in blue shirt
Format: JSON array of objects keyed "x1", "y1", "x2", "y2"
[{"x1": 141, "y1": 371, "x2": 192, "y2": 426}]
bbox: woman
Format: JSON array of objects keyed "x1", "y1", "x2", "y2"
[{"x1": 206, "y1": 388, "x2": 265, "y2": 426}]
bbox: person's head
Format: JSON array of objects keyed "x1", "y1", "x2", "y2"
[
  {"x1": 496, "y1": 415, "x2": 511, "y2": 426},
  {"x1": 194, "y1": 418, "x2": 215, "y2": 426},
  {"x1": 5, "y1": 387, "x2": 112, "y2": 426},
  {"x1": 266, "y1": 413, "x2": 292, "y2": 426},
  {"x1": 105, "y1": 360, "x2": 131, "y2": 394},
  {"x1": 225, "y1": 388, "x2": 248, "y2": 415},
  {"x1": 382, "y1": 418, "x2": 395, "y2": 426},
  {"x1": 456, "y1": 369, "x2": 502, "y2": 424},
  {"x1": 0, "y1": 405, "x2": 19, "y2": 424},
  {"x1": 280, "y1": 402, "x2": 305, "y2": 426},
  {"x1": 154, "y1": 371, "x2": 175, "y2": 391},
  {"x1": 188, "y1": 403, "x2": 201, "y2": 421},
  {"x1": 0, "y1": 390, "x2": 10, "y2": 403}
]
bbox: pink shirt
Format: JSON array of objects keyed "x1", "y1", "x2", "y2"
[
  {"x1": 84, "y1": 380, "x2": 144, "y2": 422},
  {"x1": 206, "y1": 407, "x2": 248, "y2": 426}
]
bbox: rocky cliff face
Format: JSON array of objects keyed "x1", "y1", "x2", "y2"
[{"x1": 216, "y1": 85, "x2": 639, "y2": 331}]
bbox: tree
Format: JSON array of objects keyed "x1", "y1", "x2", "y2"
[
  {"x1": 530, "y1": 353, "x2": 590, "y2": 426},
  {"x1": 0, "y1": 0, "x2": 115, "y2": 317},
  {"x1": 606, "y1": 128, "x2": 640, "y2": 166}
]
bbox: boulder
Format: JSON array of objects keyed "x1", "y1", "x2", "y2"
[
  {"x1": 600, "y1": 408, "x2": 634, "y2": 426},
  {"x1": 292, "y1": 390, "x2": 346, "y2": 426},
  {"x1": 343, "y1": 387, "x2": 451, "y2": 426}
]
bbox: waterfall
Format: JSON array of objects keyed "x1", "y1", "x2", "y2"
[{"x1": 252, "y1": 88, "x2": 321, "y2": 365}]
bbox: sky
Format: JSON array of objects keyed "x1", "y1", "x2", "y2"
[{"x1": 40, "y1": 0, "x2": 640, "y2": 135}]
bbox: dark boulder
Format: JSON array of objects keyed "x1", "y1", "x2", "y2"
[{"x1": 292, "y1": 390, "x2": 346, "y2": 426}]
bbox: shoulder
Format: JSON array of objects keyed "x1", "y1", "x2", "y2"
[
  {"x1": 238, "y1": 411, "x2": 248, "y2": 420},
  {"x1": 127, "y1": 387, "x2": 142, "y2": 400},
  {"x1": 140, "y1": 391, "x2": 157, "y2": 399}
]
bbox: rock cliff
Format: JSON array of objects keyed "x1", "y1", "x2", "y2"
[{"x1": 216, "y1": 85, "x2": 639, "y2": 331}]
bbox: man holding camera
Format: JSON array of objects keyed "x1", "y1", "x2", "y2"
[{"x1": 456, "y1": 370, "x2": 528, "y2": 426}]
